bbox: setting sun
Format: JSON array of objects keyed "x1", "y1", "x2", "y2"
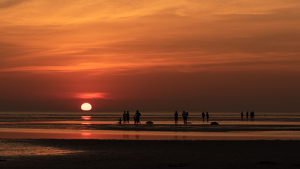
[{"x1": 81, "y1": 103, "x2": 92, "y2": 111}]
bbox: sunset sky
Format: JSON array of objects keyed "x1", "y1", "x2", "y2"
[{"x1": 1, "y1": 0, "x2": 300, "y2": 112}]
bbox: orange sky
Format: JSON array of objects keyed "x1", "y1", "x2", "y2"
[{"x1": 1, "y1": 0, "x2": 300, "y2": 112}]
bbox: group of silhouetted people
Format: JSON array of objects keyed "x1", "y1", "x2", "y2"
[
  {"x1": 174, "y1": 111, "x2": 209, "y2": 125},
  {"x1": 202, "y1": 112, "x2": 209, "y2": 122},
  {"x1": 182, "y1": 111, "x2": 189, "y2": 125},
  {"x1": 174, "y1": 111, "x2": 189, "y2": 125},
  {"x1": 122, "y1": 111, "x2": 130, "y2": 124},
  {"x1": 120, "y1": 110, "x2": 141, "y2": 124},
  {"x1": 120, "y1": 110, "x2": 255, "y2": 125},
  {"x1": 241, "y1": 111, "x2": 255, "y2": 121}
]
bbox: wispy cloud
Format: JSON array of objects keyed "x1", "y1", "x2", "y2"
[
  {"x1": 72, "y1": 92, "x2": 108, "y2": 99},
  {"x1": 1, "y1": 0, "x2": 300, "y2": 75},
  {"x1": 0, "y1": 0, "x2": 28, "y2": 9}
]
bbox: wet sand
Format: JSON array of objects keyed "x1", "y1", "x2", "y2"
[
  {"x1": 1, "y1": 127, "x2": 300, "y2": 140},
  {"x1": 1, "y1": 121, "x2": 300, "y2": 168},
  {"x1": 2, "y1": 122, "x2": 300, "y2": 132},
  {"x1": 1, "y1": 139, "x2": 300, "y2": 169}
]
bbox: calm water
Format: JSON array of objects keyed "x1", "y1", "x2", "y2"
[{"x1": 1, "y1": 111, "x2": 300, "y2": 140}]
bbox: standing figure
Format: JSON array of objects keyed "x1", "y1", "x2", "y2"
[
  {"x1": 250, "y1": 111, "x2": 254, "y2": 120},
  {"x1": 202, "y1": 112, "x2": 205, "y2": 122},
  {"x1": 174, "y1": 111, "x2": 178, "y2": 124},
  {"x1": 126, "y1": 111, "x2": 130, "y2": 123},
  {"x1": 241, "y1": 112, "x2": 244, "y2": 121},
  {"x1": 134, "y1": 110, "x2": 141, "y2": 124},
  {"x1": 182, "y1": 111, "x2": 187, "y2": 125},
  {"x1": 134, "y1": 114, "x2": 136, "y2": 124},
  {"x1": 246, "y1": 111, "x2": 249, "y2": 121},
  {"x1": 123, "y1": 111, "x2": 127, "y2": 124},
  {"x1": 206, "y1": 112, "x2": 209, "y2": 122}
]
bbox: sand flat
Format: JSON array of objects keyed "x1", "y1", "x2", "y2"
[{"x1": 1, "y1": 139, "x2": 300, "y2": 169}]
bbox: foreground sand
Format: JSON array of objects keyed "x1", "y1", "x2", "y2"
[{"x1": 1, "y1": 139, "x2": 300, "y2": 169}]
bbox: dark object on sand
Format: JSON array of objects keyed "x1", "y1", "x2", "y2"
[
  {"x1": 146, "y1": 121, "x2": 153, "y2": 124},
  {"x1": 210, "y1": 122, "x2": 219, "y2": 125},
  {"x1": 118, "y1": 118, "x2": 122, "y2": 124}
]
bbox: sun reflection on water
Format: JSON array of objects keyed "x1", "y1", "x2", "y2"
[{"x1": 81, "y1": 116, "x2": 91, "y2": 120}]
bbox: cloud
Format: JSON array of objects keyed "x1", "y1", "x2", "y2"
[
  {"x1": 1, "y1": 0, "x2": 300, "y2": 76},
  {"x1": 0, "y1": 0, "x2": 28, "y2": 9},
  {"x1": 72, "y1": 92, "x2": 108, "y2": 99}
]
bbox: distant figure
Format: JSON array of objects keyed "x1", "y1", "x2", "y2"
[
  {"x1": 206, "y1": 112, "x2": 209, "y2": 122},
  {"x1": 134, "y1": 111, "x2": 137, "y2": 124},
  {"x1": 202, "y1": 112, "x2": 205, "y2": 122},
  {"x1": 118, "y1": 118, "x2": 122, "y2": 124},
  {"x1": 174, "y1": 111, "x2": 178, "y2": 124},
  {"x1": 250, "y1": 111, "x2": 255, "y2": 120},
  {"x1": 123, "y1": 111, "x2": 127, "y2": 124},
  {"x1": 246, "y1": 111, "x2": 249, "y2": 121},
  {"x1": 241, "y1": 112, "x2": 244, "y2": 121},
  {"x1": 126, "y1": 111, "x2": 130, "y2": 123},
  {"x1": 134, "y1": 110, "x2": 141, "y2": 124},
  {"x1": 182, "y1": 111, "x2": 187, "y2": 125}
]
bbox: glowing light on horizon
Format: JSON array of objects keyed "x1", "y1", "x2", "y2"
[{"x1": 81, "y1": 103, "x2": 92, "y2": 111}]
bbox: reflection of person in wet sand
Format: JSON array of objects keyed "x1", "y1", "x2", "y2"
[{"x1": 174, "y1": 111, "x2": 178, "y2": 124}]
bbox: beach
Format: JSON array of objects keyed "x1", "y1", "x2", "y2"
[
  {"x1": 1, "y1": 139, "x2": 300, "y2": 169},
  {"x1": 1, "y1": 112, "x2": 300, "y2": 168}
]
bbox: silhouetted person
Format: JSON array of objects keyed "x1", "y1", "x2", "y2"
[
  {"x1": 123, "y1": 111, "x2": 127, "y2": 124},
  {"x1": 202, "y1": 112, "x2": 205, "y2": 122},
  {"x1": 241, "y1": 112, "x2": 244, "y2": 121},
  {"x1": 250, "y1": 111, "x2": 254, "y2": 120},
  {"x1": 182, "y1": 111, "x2": 187, "y2": 125},
  {"x1": 134, "y1": 110, "x2": 141, "y2": 124},
  {"x1": 206, "y1": 112, "x2": 209, "y2": 122},
  {"x1": 174, "y1": 111, "x2": 178, "y2": 124},
  {"x1": 246, "y1": 111, "x2": 249, "y2": 121},
  {"x1": 134, "y1": 113, "x2": 136, "y2": 124},
  {"x1": 126, "y1": 111, "x2": 130, "y2": 123}
]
